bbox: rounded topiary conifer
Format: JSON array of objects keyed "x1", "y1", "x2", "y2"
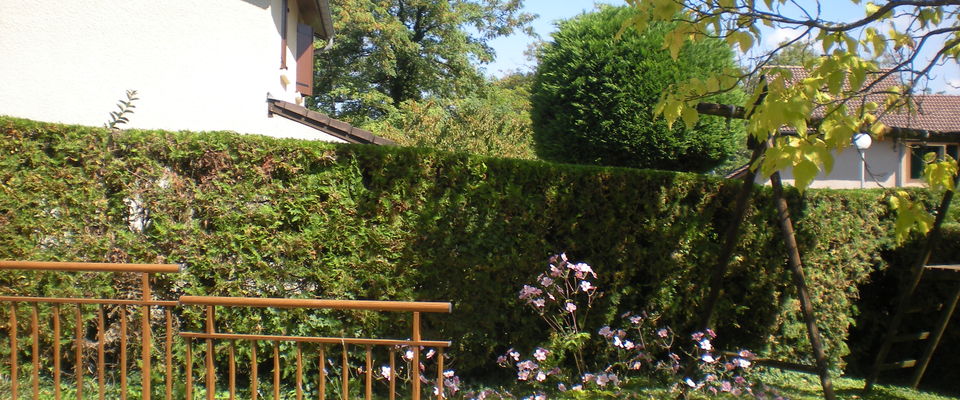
[{"x1": 531, "y1": 6, "x2": 743, "y2": 172}]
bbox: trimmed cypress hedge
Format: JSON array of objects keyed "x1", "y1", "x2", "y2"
[{"x1": 0, "y1": 116, "x2": 955, "y2": 380}]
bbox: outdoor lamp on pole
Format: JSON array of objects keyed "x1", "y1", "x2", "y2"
[{"x1": 853, "y1": 133, "x2": 872, "y2": 189}]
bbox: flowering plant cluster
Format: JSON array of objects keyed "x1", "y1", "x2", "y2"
[
  {"x1": 498, "y1": 254, "x2": 760, "y2": 399},
  {"x1": 374, "y1": 345, "x2": 462, "y2": 398},
  {"x1": 515, "y1": 253, "x2": 600, "y2": 375},
  {"x1": 597, "y1": 318, "x2": 755, "y2": 396}
]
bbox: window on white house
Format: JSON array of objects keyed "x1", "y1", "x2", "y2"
[{"x1": 909, "y1": 143, "x2": 959, "y2": 179}]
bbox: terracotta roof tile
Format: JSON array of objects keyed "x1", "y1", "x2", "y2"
[{"x1": 763, "y1": 66, "x2": 960, "y2": 134}]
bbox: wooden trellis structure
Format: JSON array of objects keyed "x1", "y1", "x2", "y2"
[
  {"x1": 864, "y1": 172, "x2": 960, "y2": 392},
  {"x1": 692, "y1": 99, "x2": 960, "y2": 399}
]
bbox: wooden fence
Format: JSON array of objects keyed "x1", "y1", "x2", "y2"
[{"x1": 0, "y1": 261, "x2": 452, "y2": 400}]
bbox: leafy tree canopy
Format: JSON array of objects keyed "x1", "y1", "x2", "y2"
[
  {"x1": 530, "y1": 6, "x2": 744, "y2": 173},
  {"x1": 365, "y1": 73, "x2": 537, "y2": 159},
  {"x1": 311, "y1": 0, "x2": 535, "y2": 123},
  {"x1": 625, "y1": 0, "x2": 960, "y2": 241}
]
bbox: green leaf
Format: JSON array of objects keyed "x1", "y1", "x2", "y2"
[{"x1": 793, "y1": 159, "x2": 819, "y2": 191}]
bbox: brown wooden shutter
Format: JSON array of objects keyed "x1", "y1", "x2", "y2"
[{"x1": 296, "y1": 23, "x2": 315, "y2": 96}]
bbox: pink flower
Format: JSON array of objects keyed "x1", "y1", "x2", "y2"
[
  {"x1": 706, "y1": 328, "x2": 717, "y2": 338},
  {"x1": 598, "y1": 326, "x2": 614, "y2": 338},
  {"x1": 657, "y1": 329, "x2": 669, "y2": 338},
  {"x1": 692, "y1": 332, "x2": 704, "y2": 341},
  {"x1": 540, "y1": 276, "x2": 554, "y2": 287},
  {"x1": 699, "y1": 339, "x2": 713, "y2": 351},
  {"x1": 579, "y1": 281, "x2": 594, "y2": 292},
  {"x1": 404, "y1": 349, "x2": 414, "y2": 360},
  {"x1": 582, "y1": 373, "x2": 595, "y2": 383},
  {"x1": 630, "y1": 361, "x2": 642, "y2": 370},
  {"x1": 607, "y1": 373, "x2": 619, "y2": 386},
  {"x1": 519, "y1": 285, "x2": 542, "y2": 300},
  {"x1": 596, "y1": 374, "x2": 609, "y2": 387},
  {"x1": 508, "y1": 348, "x2": 520, "y2": 361},
  {"x1": 536, "y1": 371, "x2": 546, "y2": 382},
  {"x1": 425, "y1": 349, "x2": 436, "y2": 359},
  {"x1": 518, "y1": 370, "x2": 531, "y2": 381},
  {"x1": 557, "y1": 383, "x2": 567, "y2": 391},
  {"x1": 569, "y1": 263, "x2": 596, "y2": 279},
  {"x1": 734, "y1": 358, "x2": 751, "y2": 368},
  {"x1": 549, "y1": 265, "x2": 562, "y2": 277},
  {"x1": 701, "y1": 353, "x2": 716, "y2": 363},
  {"x1": 444, "y1": 375, "x2": 460, "y2": 392},
  {"x1": 564, "y1": 302, "x2": 577, "y2": 313},
  {"x1": 721, "y1": 381, "x2": 732, "y2": 392},
  {"x1": 533, "y1": 347, "x2": 549, "y2": 361},
  {"x1": 532, "y1": 298, "x2": 545, "y2": 308},
  {"x1": 738, "y1": 349, "x2": 755, "y2": 359},
  {"x1": 381, "y1": 366, "x2": 392, "y2": 379},
  {"x1": 517, "y1": 360, "x2": 538, "y2": 370},
  {"x1": 629, "y1": 315, "x2": 643, "y2": 324}
]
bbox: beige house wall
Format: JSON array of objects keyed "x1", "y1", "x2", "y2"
[
  {"x1": 757, "y1": 139, "x2": 924, "y2": 189},
  {"x1": 0, "y1": 0, "x2": 342, "y2": 142}
]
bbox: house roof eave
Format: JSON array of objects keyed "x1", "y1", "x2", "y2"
[{"x1": 298, "y1": 0, "x2": 335, "y2": 40}]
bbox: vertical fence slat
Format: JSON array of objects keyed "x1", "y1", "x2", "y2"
[
  {"x1": 120, "y1": 306, "x2": 128, "y2": 400},
  {"x1": 53, "y1": 305, "x2": 61, "y2": 400},
  {"x1": 436, "y1": 348, "x2": 444, "y2": 400},
  {"x1": 341, "y1": 344, "x2": 349, "y2": 400},
  {"x1": 229, "y1": 341, "x2": 236, "y2": 400},
  {"x1": 10, "y1": 303, "x2": 18, "y2": 400},
  {"x1": 412, "y1": 312, "x2": 421, "y2": 400},
  {"x1": 318, "y1": 345, "x2": 326, "y2": 400},
  {"x1": 165, "y1": 308, "x2": 173, "y2": 400},
  {"x1": 274, "y1": 342, "x2": 281, "y2": 400},
  {"x1": 186, "y1": 338, "x2": 193, "y2": 400},
  {"x1": 142, "y1": 273, "x2": 152, "y2": 400},
  {"x1": 205, "y1": 306, "x2": 215, "y2": 400},
  {"x1": 365, "y1": 345, "x2": 372, "y2": 400},
  {"x1": 296, "y1": 343, "x2": 303, "y2": 400},
  {"x1": 389, "y1": 350, "x2": 396, "y2": 400},
  {"x1": 98, "y1": 306, "x2": 105, "y2": 400},
  {"x1": 75, "y1": 305, "x2": 82, "y2": 400},
  {"x1": 32, "y1": 304, "x2": 39, "y2": 400},
  {"x1": 251, "y1": 342, "x2": 258, "y2": 400}
]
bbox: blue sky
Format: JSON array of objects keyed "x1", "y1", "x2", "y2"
[
  {"x1": 484, "y1": 1, "x2": 959, "y2": 94},
  {"x1": 483, "y1": 1, "x2": 624, "y2": 76}
]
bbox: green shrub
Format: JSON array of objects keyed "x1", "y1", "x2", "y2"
[
  {"x1": 530, "y1": 6, "x2": 744, "y2": 172},
  {"x1": 0, "y1": 116, "x2": 949, "y2": 381}
]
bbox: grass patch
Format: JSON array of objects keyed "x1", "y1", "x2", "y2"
[{"x1": 748, "y1": 370, "x2": 958, "y2": 400}]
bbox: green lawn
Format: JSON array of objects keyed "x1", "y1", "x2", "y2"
[{"x1": 747, "y1": 370, "x2": 958, "y2": 400}]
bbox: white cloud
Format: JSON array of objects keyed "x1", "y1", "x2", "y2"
[
  {"x1": 763, "y1": 27, "x2": 803, "y2": 49},
  {"x1": 945, "y1": 78, "x2": 960, "y2": 94}
]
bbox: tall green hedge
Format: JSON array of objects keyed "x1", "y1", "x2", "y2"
[{"x1": 0, "y1": 116, "x2": 953, "y2": 380}]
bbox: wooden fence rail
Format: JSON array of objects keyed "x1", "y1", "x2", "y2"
[{"x1": 0, "y1": 261, "x2": 453, "y2": 400}]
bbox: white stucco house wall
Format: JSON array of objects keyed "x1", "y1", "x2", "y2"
[
  {"x1": 0, "y1": 0, "x2": 393, "y2": 145},
  {"x1": 736, "y1": 67, "x2": 960, "y2": 189}
]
